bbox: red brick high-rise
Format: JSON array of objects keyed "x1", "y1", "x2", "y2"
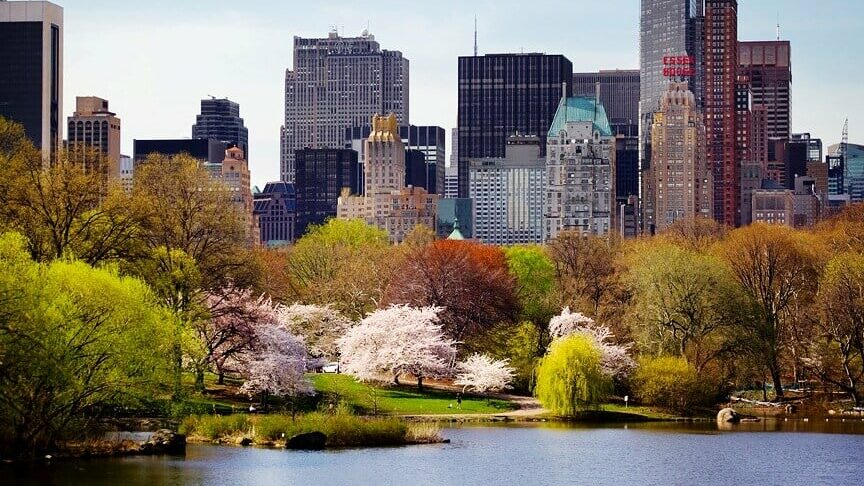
[{"x1": 704, "y1": 0, "x2": 739, "y2": 227}]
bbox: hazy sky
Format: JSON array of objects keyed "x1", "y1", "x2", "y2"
[{"x1": 59, "y1": 0, "x2": 861, "y2": 187}]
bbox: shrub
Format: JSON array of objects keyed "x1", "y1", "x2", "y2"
[
  {"x1": 534, "y1": 335, "x2": 611, "y2": 416},
  {"x1": 632, "y1": 356, "x2": 707, "y2": 413},
  {"x1": 180, "y1": 414, "x2": 251, "y2": 440}
]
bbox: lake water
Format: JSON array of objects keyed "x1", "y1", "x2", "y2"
[{"x1": 12, "y1": 420, "x2": 864, "y2": 486}]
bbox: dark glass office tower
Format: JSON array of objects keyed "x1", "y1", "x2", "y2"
[
  {"x1": 457, "y1": 53, "x2": 572, "y2": 198},
  {"x1": 573, "y1": 70, "x2": 640, "y2": 132},
  {"x1": 192, "y1": 97, "x2": 249, "y2": 158},
  {"x1": 294, "y1": 148, "x2": 360, "y2": 238},
  {"x1": 0, "y1": 1, "x2": 63, "y2": 163}
]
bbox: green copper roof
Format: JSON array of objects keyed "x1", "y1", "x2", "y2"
[
  {"x1": 547, "y1": 96, "x2": 613, "y2": 138},
  {"x1": 447, "y1": 218, "x2": 465, "y2": 240}
]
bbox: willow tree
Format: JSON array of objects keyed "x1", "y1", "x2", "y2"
[{"x1": 534, "y1": 334, "x2": 611, "y2": 416}]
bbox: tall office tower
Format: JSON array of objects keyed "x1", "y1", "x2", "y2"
[
  {"x1": 704, "y1": 0, "x2": 739, "y2": 227},
  {"x1": 254, "y1": 182, "x2": 296, "y2": 247},
  {"x1": 457, "y1": 53, "x2": 573, "y2": 198},
  {"x1": 67, "y1": 96, "x2": 121, "y2": 177},
  {"x1": 640, "y1": 0, "x2": 703, "y2": 166},
  {"x1": 573, "y1": 70, "x2": 640, "y2": 132},
  {"x1": 738, "y1": 41, "x2": 791, "y2": 144},
  {"x1": 469, "y1": 135, "x2": 546, "y2": 245},
  {"x1": 218, "y1": 147, "x2": 255, "y2": 245},
  {"x1": 294, "y1": 148, "x2": 359, "y2": 238},
  {"x1": 119, "y1": 154, "x2": 133, "y2": 193},
  {"x1": 133, "y1": 139, "x2": 226, "y2": 166},
  {"x1": 643, "y1": 82, "x2": 712, "y2": 234},
  {"x1": 0, "y1": 1, "x2": 62, "y2": 163},
  {"x1": 791, "y1": 133, "x2": 822, "y2": 162},
  {"x1": 281, "y1": 30, "x2": 409, "y2": 182},
  {"x1": 545, "y1": 97, "x2": 616, "y2": 239},
  {"x1": 338, "y1": 114, "x2": 437, "y2": 244},
  {"x1": 192, "y1": 97, "x2": 249, "y2": 158},
  {"x1": 444, "y1": 164, "x2": 458, "y2": 199}
]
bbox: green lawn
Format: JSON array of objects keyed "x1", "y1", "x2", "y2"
[{"x1": 311, "y1": 374, "x2": 516, "y2": 415}]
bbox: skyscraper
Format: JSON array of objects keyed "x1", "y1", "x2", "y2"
[
  {"x1": 704, "y1": 0, "x2": 739, "y2": 227},
  {"x1": 457, "y1": 53, "x2": 573, "y2": 198},
  {"x1": 0, "y1": 0, "x2": 63, "y2": 163},
  {"x1": 573, "y1": 70, "x2": 640, "y2": 132},
  {"x1": 254, "y1": 182, "x2": 296, "y2": 246},
  {"x1": 738, "y1": 41, "x2": 791, "y2": 143},
  {"x1": 216, "y1": 147, "x2": 256, "y2": 245},
  {"x1": 294, "y1": 148, "x2": 359, "y2": 238},
  {"x1": 192, "y1": 97, "x2": 249, "y2": 158},
  {"x1": 643, "y1": 82, "x2": 712, "y2": 234},
  {"x1": 67, "y1": 96, "x2": 121, "y2": 178},
  {"x1": 281, "y1": 30, "x2": 408, "y2": 182},
  {"x1": 545, "y1": 97, "x2": 616, "y2": 239}
]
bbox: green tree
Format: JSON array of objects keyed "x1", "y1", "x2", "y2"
[
  {"x1": 632, "y1": 356, "x2": 706, "y2": 413},
  {"x1": 534, "y1": 334, "x2": 611, "y2": 415},
  {"x1": 504, "y1": 245, "x2": 559, "y2": 350},
  {"x1": 0, "y1": 232, "x2": 174, "y2": 458}
]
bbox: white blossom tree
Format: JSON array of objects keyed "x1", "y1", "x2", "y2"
[
  {"x1": 277, "y1": 303, "x2": 352, "y2": 361},
  {"x1": 454, "y1": 354, "x2": 515, "y2": 393},
  {"x1": 549, "y1": 308, "x2": 635, "y2": 378},
  {"x1": 337, "y1": 305, "x2": 457, "y2": 390},
  {"x1": 240, "y1": 325, "x2": 316, "y2": 413}
]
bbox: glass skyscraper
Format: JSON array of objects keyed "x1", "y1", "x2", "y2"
[{"x1": 192, "y1": 97, "x2": 249, "y2": 159}]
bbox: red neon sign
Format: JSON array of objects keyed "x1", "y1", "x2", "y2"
[{"x1": 662, "y1": 55, "x2": 695, "y2": 77}]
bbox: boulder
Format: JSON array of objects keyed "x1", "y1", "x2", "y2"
[
  {"x1": 286, "y1": 432, "x2": 327, "y2": 450},
  {"x1": 717, "y1": 408, "x2": 741, "y2": 423},
  {"x1": 139, "y1": 429, "x2": 186, "y2": 455},
  {"x1": 239, "y1": 437, "x2": 253, "y2": 446}
]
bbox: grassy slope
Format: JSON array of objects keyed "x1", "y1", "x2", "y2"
[{"x1": 311, "y1": 374, "x2": 516, "y2": 415}]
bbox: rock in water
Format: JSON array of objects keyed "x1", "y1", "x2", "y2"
[
  {"x1": 717, "y1": 408, "x2": 741, "y2": 423},
  {"x1": 286, "y1": 432, "x2": 327, "y2": 450},
  {"x1": 140, "y1": 429, "x2": 187, "y2": 455}
]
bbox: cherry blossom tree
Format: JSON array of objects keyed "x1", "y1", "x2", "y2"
[
  {"x1": 240, "y1": 325, "x2": 316, "y2": 414},
  {"x1": 278, "y1": 303, "x2": 352, "y2": 361},
  {"x1": 337, "y1": 305, "x2": 457, "y2": 391},
  {"x1": 454, "y1": 354, "x2": 515, "y2": 393},
  {"x1": 549, "y1": 308, "x2": 634, "y2": 378}
]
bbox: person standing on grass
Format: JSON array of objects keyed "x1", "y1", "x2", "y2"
[{"x1": 456, "y1": 393, "x2": 462, "y2": 410}]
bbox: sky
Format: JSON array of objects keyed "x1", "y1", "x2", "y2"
[{"x1": 58, "y1": 0, "x2": 863, "y2": 188}]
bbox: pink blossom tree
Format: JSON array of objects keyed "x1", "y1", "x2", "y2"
[
  {"x1": 278, "y1": 304, "x2": 352, "y2": 362},
  {"x1": 454, "y1": 354, "x2": 515, "y2": 393},
  {"x1": 549, "y1": 308, "x2": 635, "y2": 378},
  {"x1": 337, "y1": 305, "x2": 457, "y2": 391},
  {"x1": 240, "y1": 325, "x2": 316, "y2": 414}
]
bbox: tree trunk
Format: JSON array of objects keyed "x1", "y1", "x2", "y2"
[
  {"x1": 195, "y1": 369, "x2": 205, "y2": 392},
  {"x1": 217, "y1": 371, "x2": 225, "y2": 385},
  {"x1": 417, "y1": 376, "x2": 424, "y2": 392},
  {"x1": 172, "y1": 342, "x2": 183, "y2": 402},
  {"x1": 771, "y1": 366, "x2": 784, "y2": 399},
  {"x1": 393, "y1": 373, "x2": 400, "y2": 385}
]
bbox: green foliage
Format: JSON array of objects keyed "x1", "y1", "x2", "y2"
[
  {"x1": 468, "y1": 321, "x2": 541, "y2": 393},
  {"x1": 0, "y1": 233, "x2": 174, "y2": 458},
  {"x1": 311, "y1": 374, "x2": 514, "y2": 415},
  {"x1": 504, "y1": 245, "x2": 559, "y2": 341},
  {"x1": 534, "y1": 335, "x2": 611, "y2": 416},
  {"x1": 632, "y1": 356, "x2": 708, "y2": 413}
]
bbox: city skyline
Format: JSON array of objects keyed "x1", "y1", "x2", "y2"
[{"x1": 56, "y1": 0, "x2": 863, "y2": 187}]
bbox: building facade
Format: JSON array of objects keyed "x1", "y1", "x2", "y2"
[
  {"x1": 192, "y1": 97, "x2": 249, "y2": 158},
  {"x1": 67, "y1": 96, "x2": 120, "y2": 177},
  {"x1": 281, "y1": 30, "x2": 408, "y2": 182},
  {"x1": 704, "y1": 0, "x2": 739, "y2": 227},
  {"x1": 338, "y1": 114, "x2": 437, "y2": 244},
  {"x1": 294, "y1": 147, "x2": 359, "y2": 238},
  {"x1": 545, "y1": 97, "x2": 616, "y2": 239},
  {"x1": 119, "y1": 154, "x2": 133, "y2": 192},
  {"x1": 573, "y1": 70, "x2": 640, "y2": 132},
  {"x1": 0, "y1": 0, "x2": 63, "y2": 163},
  {"x1": 643, "y1": 82, "x2": 712, "y2": 234},
  {"x1": 738, "y1": 41, "x2": 791, "y2": 144},
  {"x1": 254, "y1": 182, "x2": 296, "y2": 246},
  {"x1": 469, "y1": 135, "x2": 546, "y2": 245},
  {"x1": 457, "y1": 53, "x2": 573, "y2": 198},
  {"x1": 217, "y1": 147, "x2": 255, "y2": 244},
  {"x1": 133, "y1": 138, "x2": 226, "y2": 166}
]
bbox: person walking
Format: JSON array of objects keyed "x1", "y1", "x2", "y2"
[{"x1": 456, "y1": 393, "x2": 462, "y2": 410}]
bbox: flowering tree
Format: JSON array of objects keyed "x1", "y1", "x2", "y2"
[
  {"x1": 454, "y1": 354, "x2": 515, "y2": 393},
  {"x1": 337, "y1": 305, "x2": 457, "y2": 390},
  {"x1": 278, "y1": 304, "x2": 352, "y2": 361},
  {"x1": 549, "y1": 308, "x2": 634, "y2": 378},
  {"x1": 240, "y1": 325, "x2": 316, "y2": 413}
]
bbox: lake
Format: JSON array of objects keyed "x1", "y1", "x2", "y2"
[{"x1": 12, "y1": 420, "x2": 864, "y2": 485}]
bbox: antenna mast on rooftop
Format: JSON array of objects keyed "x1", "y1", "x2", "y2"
[{"x1": 474, "y1": 16, "x2": 478, "y2": 56}]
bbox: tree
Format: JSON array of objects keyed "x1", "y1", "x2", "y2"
[
  {"x1": 504, "y1": 245, "x2": 559, "y2": 352},
  {"x1": 337, "y1": 305, "x2": 456, "y2": 391},
  {"x1": 286, "y1": 219, "x2": 393, "y2": 319},
  {"x1": 548, "y1": 308, "x2": 634, "y2": 379},
  {"x1": 0, "y1": 232, "x2": 173, "y2": 458},
  {"x1": 807, "y1": 253, "x2": 864, "y2": 406},
  {"x1": 659, "y1": 217, "x2": 728, "y2": 251},
  {"x1": 624, "y1": 242, "x2": 742, "y2": 369},
  {"x1": 534, "y1": 334, "x2": 611, "y2": 416},
  {"x1": 239, "y1": 325, "x2": 316, "y2": 414},
  {"x1": 278, "y1": 303, "x2": 352, "y2": 362},
  {"x1": 547, "y1": 232, "x2": 618, "y2": 318},
  {"x1": 454, "y1": 354, "x2": 515, "y2": 393},
  {"x1": 632, "y1": 356, "x2": 706, "y2": 413},
  {"x1": 720, "y1": 224, "x2": 821, "y2": 398},
  {"x1": 385, "y1": 240, "x2": 518, "y2": 342}
]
